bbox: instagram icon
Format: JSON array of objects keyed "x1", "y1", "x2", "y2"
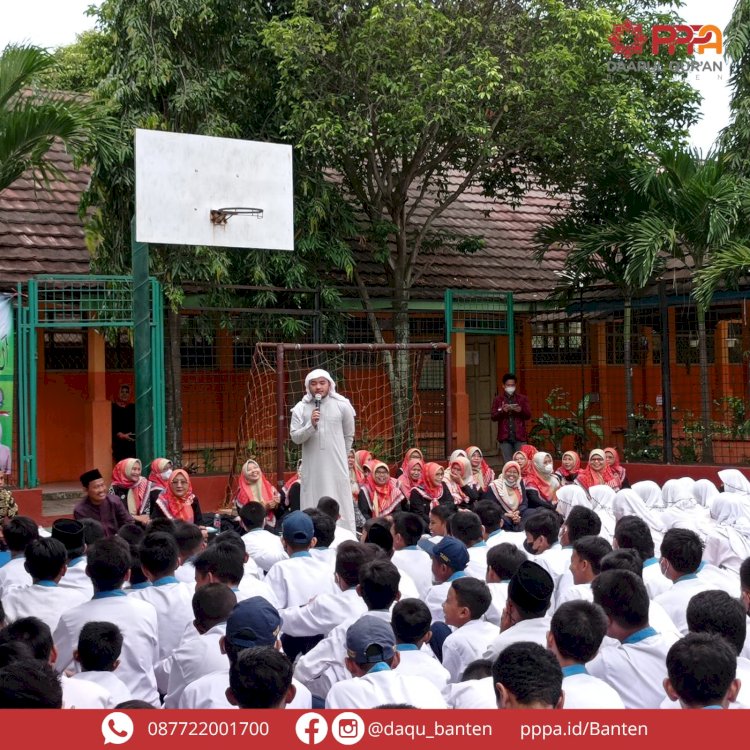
[{"x1": 332, "y1": 713, "x2": 365, "y2": 746}]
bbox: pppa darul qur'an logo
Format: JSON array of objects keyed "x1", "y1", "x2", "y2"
[{"x1": 607, "y1": 18, "x2": 723, "y2": 73}]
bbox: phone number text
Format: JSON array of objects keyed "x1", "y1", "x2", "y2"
[{"x1": 147, "y1": 721, "x2": 270, "y2": 737}]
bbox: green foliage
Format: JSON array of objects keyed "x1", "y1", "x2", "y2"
[
  {"x1": 0, "y1": 44, "x2": 116, "y2": 192},
  {"x1": 624, "y1": 404, "x2": 662, "y2": 462},
  {"x1": 530, "y1": 388, "x2": 604, "y2": 456},
  {"x1": 42, "y1": 30, "x2": 114, "y2": 93},
  {"x1": 715, "y1": 396, "x2": 750, "y2": 439}
]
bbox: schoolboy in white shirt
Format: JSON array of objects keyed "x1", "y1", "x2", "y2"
[
  {"x1": 484, "y1": 543, "x2": 527, "y2": 626},
  {"x1": 450, "y1": 511, "x2": 489, "y2": 580},
  {"x1": 52, "y1": 519, "x2": 93, "y2": 599},
  {"x1": 523, "y1": 509, "x2": 568, "y2": 586},
  {"x1": 0, "y1": 516, "x2": 37, "y2": 596},
  {"x1": 391, "y1": 512, "x2": 432, "y2": 598},
  {"x1": 493, "y1": 641, "x2": 564, "y2": 709},
  {"x1": 556, "y1": 535, "x2": 612, "y2": 607},
  {"x1": 613, "y1": 515, "x2": 671, "y2": 599},
  {"x1": 306, "y1": 509, "x2": 338, "y2": 569},
  {"x1": 318, "y1": 496, "x2": 358, "y2": 549},
  {"x1": 441, "y1": 577, "x2": 498, "y2": 683},
  {"x1": 174, "y1": 521, "x2": 206, "y2": 585},
  {"x1": 71, "y1": 621, "x2": 132, "y2": 705},
  {"x1": 422, "y1": 536, "x2": 470, "y2": 623},
  {"x1": 238, "y1": 501, "x2": 287, "y2": 572}
]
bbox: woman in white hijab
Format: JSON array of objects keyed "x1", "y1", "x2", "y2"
[
  {"x1": 693, "y1": 478, "x2": 721, "y2": 509},
  {"x1": 718, "y1": 469, "x2": 750, "y2": 495},
  {"x1": 661, "y1": 478, "x2": 698, "y2": 509},
  {"x1": 290, "y1": 368, "x2": 357, "y2": 532},
  {"x1": 632, "y1": 480, "x2": 663, "y2": 509},
  {"x1": 555, "y1": 484, "x2": 591, "y2": 521},
  {"x1": 613, "y1": 488, "x2": 666, "y2": 545}
]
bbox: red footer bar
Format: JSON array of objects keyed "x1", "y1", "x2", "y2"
[{"x1": 7, "y1": 709, "x2": 741, "y2": 748}]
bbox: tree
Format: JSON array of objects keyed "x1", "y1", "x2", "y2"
[
  {"x1": 626, "y1": 149, "x2": 750, "y2": 462},
  {"x1": 0, "y1": 44, "x2": 114, "y2": 192},
  {"x1": 83, "y1": 0, "x2": 354, "y2": 464},
  {"x1": 535, "y1": 160, "x2": 656, "y2": 457},
  {"x1": 42, "y1": 30, "x2": 114, "y2": 94},
  {"x1": 263, "y1": 0, "x2": 698, "y2": 457}
]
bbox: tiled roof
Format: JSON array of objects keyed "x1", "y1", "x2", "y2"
[
  {"x1": 0, "y1": 143, "x2": 91, "y2": 286},
  {"x1": 328, "y1": 174, "x2": 569, "y2": 302}
]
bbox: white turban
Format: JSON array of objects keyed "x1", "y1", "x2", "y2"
[{"x1": 301, "y1": 368, "x2": 355, "y2": 413}]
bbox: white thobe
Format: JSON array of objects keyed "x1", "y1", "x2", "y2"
[
  {"x1": 391, "y1": 547, "x2": 433, "y2": 599},
  {"x1": 242, "y1": 528, "x2": 287, "y2": 572},
  {"x1": 72, "y1": 671, "x2": 132, "y2": 706},
  {"x1": 130, "y1": 578, "x2": 195, "y2": 660},
  {"x1": 290, "y1": 393, "x2": 356, "y2": 532},
  {"x1": 326, "y1": 667, "x2": 447, "y2": 709},
  {"x1": 53, "y1": 592, "x2": 160, "y2": 705},
  {"x1": 442, "y1": 619, "x2": 500, "y2": 683},
  {"x1": 654, "y1": 575, "x2": 713, "y2": 634},
  {"x1": 0, "y1": 556, "x2": 31, "y2": 597},
  {"x1": 561, "y1": 667, "x2": 625, "y2": 708},
  {"x1": 484, "y1": 616, "x2": 552, "y2": 659},
  {"x1": 265, "y1": 552, "x2": 337, "y2": 609},
  {"x1": 280, "y1": 586, "x2": 366, "y2": 638},
  {"x1": 444, "y1": 676, "x2": 497, "y2": 708},
  {"x1": 163, "y1": 623, "x2": 228, "y2": 708},
  {"x1": 1, "y1": 581, "x2": 87, "y2": 631},
  {"x1": 393, "y1": 646, "x2": 450, "y2": 692},
  {"x1": 586, "y1": 627, "x2": 678, "y2": 708}
]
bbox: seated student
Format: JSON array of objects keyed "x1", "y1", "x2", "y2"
[
  {"x1": 364, "y1": 528, "x2": 420, "y2": 602},
  {"x1": 130, "y1": 532, "x2": 194, "y2": 660},
  {"x1": 326, "y1": 616, "x2": 447, "y2": 709},
  {"x1": 423, "y1": 537, "x2": 470, "y2": 623},
  {"x1": 681, "y1": 590, "x2": 750, "y2": 709},
  {"x1": 72, "y1": 622, "x2": 133, "y2": 705},
  {"x1": 408, "y1": 463, "x2": 453, "y2": 522},
  {"x1": 655, "y1": 528, "x2": 712, "y2": 634},
  {"x1": 0, "y1": 516, "x2": 38, "y2": 596},
  {"x1": 1, "y1": 616, "x2": 113, "y2": 708},
  {"x1": 441, "y1": 578, "x2": 498, "y2": 683},
  {"x1": 173, "y1": 521, "x2": 206, "y2": 585},
  {"x1": 279, "y1": 541, "x2": 373, "y2": 640},
  {"x1": 227, "y1": 647, "x2": 296, "y2": 709},
  {"x1": 1, "y1": 538, "x2": 88, "y2": 631},
  {"x1": 587, "y1": 569, "x2": 678, "y2": 708},
  {"x1": 554, "y1": 506, "x2": 602, "y2": 607},
  {"x1": 485, "y1": 543, "x2": 527, "y2": 627},
  {"x1": 613, "y1": 515, "x2": 671, "y2": 599},
  {"x1": 163, "y1": 583, "x2": 237, "y2": 707},
  {"x1": 522, "y1": 510, "x2": 567, "y2": 587},
  {"x1": 318, "y1": 496, "x2": 358, "y2": 549},
  {"x1": 664, "y1": 633, "x2": 739, "y2": 709},
  {"x1": 305, "y1": 509, "x2": 337, "y2": 569},
  {"x1": 265, "y1": 511, "x2": 337, "y2": 608},
  {"x1": 450, "y1": 511, "x2": 488, "y2": 580},
  {"x1": 557, "y1": 536, "x2": 612, "y2": 607},
  {"x1": 0, "y1": 660, "x2": 63, "y2": 709},
  {"x1": 444, "y1": 659, "x2": 498, "y2": 709},
  {"x1": 475, "y1": 500, "x2": 507, "y2": 550},
  {"x1": 492, "y1": 641, "x2": 564, "y2": 709},
  {"x1": 391, "y1": 512, "x2": 432, "y2": 598},
  {"x1": 547, "y1": 601, "x2": 624, "y2": 708},
  {"x1": 52, "y1": 519, "x2": 92, "y2": 599},
  {"x1": 390, "y1": 598, "x2": 450, "y2": 691},
  {"x1": 74, "y1": 470, "x2": 133, "y2": 537},
  {"x1": 294, "y1": 559, "x2": 401, "y2": 699},
  {"x1": 215, "y1": 530, "x2": 262, "y2": 589},
  {"x1": 177, "y1": 596, "x2": 312, "y2": 710},
  {"x1": 238, "y1": 501, "x2": 286, "y2": 572},
  {"x1": 598, "y1": 549, "x2": 681, "y2": 639},
  {"x1": 484, "y1": 561, "x2": 554, "y2": 659},
  {"x1": 739, "y1": 558, "x2": 750, "y2": 660},
  {"x1": 427, "y1": 503, "x2": 456, "y2": 543},
  {"x1": 53, "y1": 538, "x2": 160, "y2": 705}
]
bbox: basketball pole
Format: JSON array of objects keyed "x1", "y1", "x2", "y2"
[{"x1": 131, "y1": 216, "x2": 154, "y2": 468}]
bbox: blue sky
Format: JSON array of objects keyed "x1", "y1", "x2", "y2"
[{"x1": 0, "y1": 0, "x2": 736, "y2": 153}]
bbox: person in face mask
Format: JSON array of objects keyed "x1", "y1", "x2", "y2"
[
  {"x1": 490, "y1": 373, "x2": 532, "y2": 465},
  {"x1": 145, "y1": 458, "x2": 173, "y2": 516}
]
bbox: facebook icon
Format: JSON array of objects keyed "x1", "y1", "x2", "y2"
[{"x1": 295, "y1": 713, "x2": 329, "y2": 745}]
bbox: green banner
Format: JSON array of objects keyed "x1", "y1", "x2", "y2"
[{"x1": 0, "y1": 296, "x2": 13, "y2": 477}]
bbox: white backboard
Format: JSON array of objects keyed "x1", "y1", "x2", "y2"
[{"x1": 135, "y1": 129, "x2": 294, "y2": 251}]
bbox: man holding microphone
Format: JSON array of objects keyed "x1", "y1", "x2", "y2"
[
  {"x1": 491, "y1": 373, "x2": 532, "y2": 464},
  {"x1": 290, "y1": 369, "x2": 357, "y2": 533}
]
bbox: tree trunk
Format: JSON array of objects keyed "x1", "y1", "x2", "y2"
[
  {"x1": 697, "y1": 305, "x2": 713, "y2": 462},
  {"x1": 623, "y1": 296, "x2": 635, "y2": 457},
  {"x1": 165, "y1": 306, "x2": 183, "y2": 466},
  {"x1": 391, "y1": 285, "x2": 412, "y2": 463}
]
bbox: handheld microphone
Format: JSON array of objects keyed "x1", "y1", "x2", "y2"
[{"x1": 314, "y1": 395, "x2": 321, "y2": 412}]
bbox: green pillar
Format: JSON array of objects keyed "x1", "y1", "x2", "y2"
[{"x1": 131, "y1": 218, "x2": 154, "y2": 467}]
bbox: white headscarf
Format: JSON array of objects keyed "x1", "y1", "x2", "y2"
[
  {"x1": 632, "y1": 480, "x2": 663, "y2": 509},
  {"x1": 449, "y1": 449, "x2": 468, "y2": 463},
  {"x1": 718, "y1": 469, "x2": 750, "y2": 495},
  {"x1": 588, "y1": 484, "x2": 616, "y2": 510},
  {"x1": 556, "y1": 484, "x2": 591, "y2": 520},
  {"x1": 613, "y1": 489, "x2": 667, "y2": 534},
  {"x1": 693, "y1": 479, "x2": 720, "y2": 509},
  {"x1": 302, "y1": 368, "x2": 356, "y2": 413},
  {"x1": 661, "y1": 478, "x2": 697, "y2": 510}
]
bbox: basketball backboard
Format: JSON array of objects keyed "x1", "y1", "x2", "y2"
[{"x1": 134, "y1": 129, "x2": 294, "y2": 251}]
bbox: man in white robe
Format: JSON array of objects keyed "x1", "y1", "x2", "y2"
[{"x1": 290, "y1": 369, "x2": 356, "y2": 533}]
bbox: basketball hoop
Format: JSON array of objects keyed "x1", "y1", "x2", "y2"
[{"x1": 209, "y1": 207, "x2": 264, "y2": 225}]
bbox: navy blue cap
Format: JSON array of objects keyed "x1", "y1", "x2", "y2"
[
  {"x1": 346, "y1": 616, "x2": 396, "y2": 664},
  {"x1": 225, "y1": 597, "x2": 281, "y2": 649},
  {"x1": 282, "y1": 510, "x2": 315, "y2": 545},
  {"x1": 429, "y1": 536, "x2": 469, "y2": 571}
]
